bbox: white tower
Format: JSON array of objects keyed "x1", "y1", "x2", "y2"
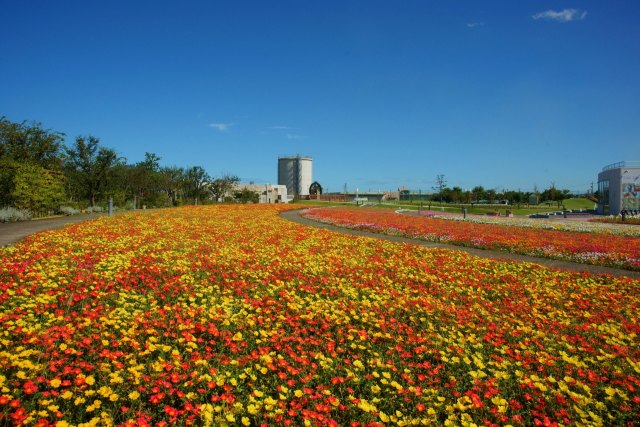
[{"x1": 278, "y1": 156, "x2": 313, "y2": 196}]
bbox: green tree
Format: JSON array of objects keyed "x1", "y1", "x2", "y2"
[
  {"x1": 234, "y1": 188, "x2": 259, "y2": 204},
  {"x1": 0, "y1": 116, "x2": 65, "y2": 170},
  {"x1": 210, "y1": 174, "x2": 240, "y2": 202},
  {"x1": 64, "y1": 136, "x2": 119, "y2": 207},
  {"x1": 432, "y1": 174, "x2": 447, "y2": 203},
  {"x1": 471, "y1": 186, "x2": 485, "y2": 203},
  {"x1": 11, "y1": 163, "x2": 65, "y2": 212},
  {"x1": 449, "y1": 186, "x2": 463, "y2": 203},
  {"x1": 158, "y1": 166, "x2": 186, "y2": 206},
  {"x1": 0, "y1": 158, "x2": 18, "y2": 206},
  {"x1": 184, "y1": 166, "x2": 211, "y2": 205},
  {"x1": 129, "y1": 152, "x2": 162, "y2": 208},
  {"x1": 486, "y1": 189, "x2": 497, "y2": 204}
]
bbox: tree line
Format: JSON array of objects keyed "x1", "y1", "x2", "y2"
[
  {"x1": 403, "y1": 174, "x2": 579, "y2": 207},
  {"x1": 0, "y1": 116, "x2": 240, "y2": 213}
]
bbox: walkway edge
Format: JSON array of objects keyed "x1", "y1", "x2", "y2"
[
  {"x1": 279, "y1": 209, "x2": 640, "y2": 280},
  {"x1": 0, "y1": 214, "x2": 106, "y2": 247}
]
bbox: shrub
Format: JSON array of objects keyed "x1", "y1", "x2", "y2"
[
  {"x1": 85, "y1": 206, "x2": 104, "y2": 213},
  {"x1": 0, "y1": 206, "x2": 32, "y2": 222},
  {"x1": 59, "y1": 206, "x2": 80, "y2": 216}
]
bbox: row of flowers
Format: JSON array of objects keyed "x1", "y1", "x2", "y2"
[
  {"x1": 1, "y1": 205, "x2": 639, "y2": 426},
  {"x1": 590, "y1": 217, "x2": 640, "y2": 226},
  {"x1": 302, "y1": 207, "x2": 640, "y2": 270},
  {"x1": 406, "y1": 210, "x2": 640, "y2": 237}
]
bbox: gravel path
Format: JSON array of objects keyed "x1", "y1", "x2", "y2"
[
  {"x1": 0, "y1": 214, "x2": 105, "y2": 247},
  {"x1": 280, "y1": 209, "x2": 640, "y2": 280}
]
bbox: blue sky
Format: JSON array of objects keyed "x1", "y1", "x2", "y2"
[{"x1": 2, "y1": 1, "x2": 639, "y2": 194}]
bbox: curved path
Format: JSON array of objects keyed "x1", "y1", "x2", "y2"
[
  {"x1": 0, "y1": 213, "x2": 105, "y2": 247},
  {"x1": 280, "y1": 209, "x2": 640, "y2": 280}
]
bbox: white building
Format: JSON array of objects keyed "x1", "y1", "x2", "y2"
[{"x1": 597, "y1": 161, "x2": 640, "y2": 215}]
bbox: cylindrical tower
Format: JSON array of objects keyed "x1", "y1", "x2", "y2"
[{"x1": 278, "y1": 156, "x2": 313, "y2": 196}]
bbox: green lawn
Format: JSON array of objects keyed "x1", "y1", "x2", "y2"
[{"x1": 294, "y1": 197, "x2": 596, "y2": 217}]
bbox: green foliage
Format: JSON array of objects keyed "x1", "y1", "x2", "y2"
[
  {"x1": 184, "y1": 166, "x2": 211, "y2": 205},
  {"x1": 210, "y1": 174, "x2": 240, "y2": 202},
  {"x1": 64, "y1": 136, "x2": 120, "y2": 206},
  {"x1": 158, "y1": 166, "x2": 186, "y2": 206},
  {"x1": 0, "y1": 116, "x2": 65, "y2": 170},
  {"x1": 234, "y1": 188, "x2": 259, "y2": 204},
  {"x1": 11, "y1": 162, "x2": 65, "y2": 211},
  {"x1": 0, "y1": 157, "x2": 18, "y2": 206}
]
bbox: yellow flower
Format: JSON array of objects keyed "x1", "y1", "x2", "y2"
[
  {"x1": 50, "y1": 378, "x2": 62, "y2": 388},
  {"x1": 85, "y1": 376, "x2": 95, "y2": 385},
  {"x1": 128, "y1": 391, "x2": 140, "y2": 400},
  {"x1": 294, "y1": 389, "x2": 304, "y2": 398},
  {"x1": 242, "y1": 417, "x2": 250, "y2": 426}
]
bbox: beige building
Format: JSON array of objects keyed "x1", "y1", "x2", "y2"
[{"x1": 231, "y1": 183, "x2": 291, "y2": 203}]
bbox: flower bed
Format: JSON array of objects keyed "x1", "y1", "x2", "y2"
[
  {"x1": 418, "y1": 211, "x2": 640, "y2": 237},
  {"x1": 1, "y1": 205, "x2": 639, "y2": 426},
  {"x1": 303, "y1": 207, "x2": 640, "y2": 270}
]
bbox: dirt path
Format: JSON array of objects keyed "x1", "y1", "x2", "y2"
[
  {"x1": 0, "y1": 214, "x2": 105, "y2": 247},
  {"x1": 280, "y1": 209, "x2": 640, "y2": 280}
]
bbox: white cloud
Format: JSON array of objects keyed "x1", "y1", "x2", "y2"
[
  {"x1": 467, "y1": 22, "x2": 484, "y2": 28},
  {"x1": 269, "y1": 125, "x2": 296, "y2": 130},
  {"x1": 532, "y1": 9, "x2": 587, "y2": 22},
  {"x1": 286, "y1": 133, "x2": 306, "y2": 140},
  {"x1": 209, "y1": 122, "x2": 234, "y2": 131}
]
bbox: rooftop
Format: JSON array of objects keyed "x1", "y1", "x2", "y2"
[{"x1": 601, "y1": 160, "x2": 640, "y2": 172}]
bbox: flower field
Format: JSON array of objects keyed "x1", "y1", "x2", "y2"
[
  {"x1": 413, "y1": 212, "x2": 640, "y2": 237},
  {"x1": 302, "y1": 208, "x2": 640, "y2": 271},
  {"x1": 1, "y1": 205, "x2": 640, "y2": 426}
]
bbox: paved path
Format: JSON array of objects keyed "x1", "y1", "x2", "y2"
[
  {"x1": 0, "y1": 214, "x2": 105, "y2": 247},
  {"x1": 280, "y1": 209, "x2": 640, "y2": 280}
]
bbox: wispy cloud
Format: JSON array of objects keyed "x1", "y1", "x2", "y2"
[
  {"x1": 467, "y1": 22, "x2": 484, "y2": 28},
  {"x1": 269, "y1": 125, "x2": 296, "y2": 130},
  {"x1": 286, "y1": 133, "x2": 306, "y2": 141},
  {"x1": 209, "y1": 122, "x2": 234, "y2": 132},
  {"x1": 532, "y1": 9, "x2": 587, "y2": 22}
]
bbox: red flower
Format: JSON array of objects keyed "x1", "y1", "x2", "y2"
[
  {"x1": 23, "y1": 380, "x2": 38, "y2": 395},
  {"x1": 164, "y1": 405, "x2": 179, "y2": 417}
]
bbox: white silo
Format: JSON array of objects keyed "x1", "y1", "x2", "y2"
[{"x1": 278, "y1": 156, "x2": 313, "y2": 196}]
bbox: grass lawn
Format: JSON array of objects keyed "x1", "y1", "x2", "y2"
[{"x1": 294, "y1": 197, "x2": 596, "y2": 217}]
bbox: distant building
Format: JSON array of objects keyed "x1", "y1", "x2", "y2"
[
  {"x1": 231, "y1": 183, "x2": 290, "y2": 203},
  {"x1": 278, "y1": 156, "x2": 312, "y2": 197},
  {"x1": 597, "y1": 161, "x2": 640, "y2": 215}
]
